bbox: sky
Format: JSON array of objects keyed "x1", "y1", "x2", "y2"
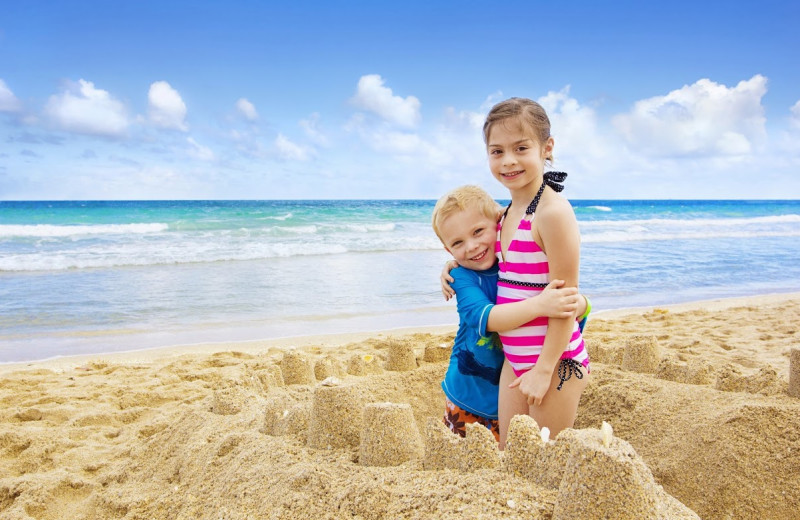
[{"x1": 1, "y1": 0, "x2": 799, "y2": 200}]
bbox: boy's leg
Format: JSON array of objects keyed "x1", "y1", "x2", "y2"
[
  {"x1": 443, "y1": 399, "x2": 500, "y2": 441},
  {"x1": 528, "y1": 361, "x2": 590, "y2": 439},
  {"x1": 497, "y1": 359, "x2": 530, "y2": 450}
]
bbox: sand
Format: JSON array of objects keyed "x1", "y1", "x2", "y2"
[{"x1": 1, "y1": 293, "x2": 799, "y2": 519}]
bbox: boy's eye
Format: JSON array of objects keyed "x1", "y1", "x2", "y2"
[
  {"x1": 474, "y1": 227, "x2": 484, "y2": 236},
  {"x1": 451, "y1": 240, "x2": 462, "y2": 248},
  {"x1": 489, "y1": 149, "x2": 502, "y2": 155}
]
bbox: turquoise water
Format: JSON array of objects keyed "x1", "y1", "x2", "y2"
[{"x1": 2, "y1": 199, "x2": 800, "y2": 362}]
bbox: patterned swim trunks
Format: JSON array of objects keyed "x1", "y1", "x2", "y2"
[{"x1": 443, "y1": 399, "x2": 500, "y2": 441}]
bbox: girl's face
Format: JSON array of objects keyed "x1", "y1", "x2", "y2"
[{"x1": 486, "y1": 119, "x2": 553, "y2": 193}]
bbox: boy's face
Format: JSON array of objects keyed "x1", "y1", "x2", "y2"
[{"x1": 439, "y1": 207, "x2": 497, "y2": 271}]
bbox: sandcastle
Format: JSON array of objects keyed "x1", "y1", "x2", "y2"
[
  {"x1": 422, "y1": 418, "x2": 500, "y2": 471},
  {"x1": 273, "y1": 403, "x2": 311, "y2": 438},
  {"x1": 268, "y1": 364, "x2": 284, "y2": 386},
  {"x1": 503, "y1": 415, "x2": 574, "y2": 489},
  {"x1": 261, "y1": 397, "x2": 289, "y2": 435},
  {"x1": 211, "y1": 387, "x2": 248, "y2": 415},
  {"x1": 281, "y1": 349, "x2": 315, "y2": 385},
  {"x1": 623, "y1": 334, "x2": 662, "y2": 373},
  {"x1": 347, "y1": 353, "x2": 366, "y2": 375},
  {"x1": 657, "y1": 356, "x2": 714, "y2": 385},
  {"x1": 789, "y1": 348, "x2": 800, "y2": 398},
  {"x1": 359, "y1": 402, "x2": 423, "y2": 467},
  {"x1": 422, "y1": 415, "x2": 698, "y2": 519},
  {"x1": 308, "y1": 381, "x2": 365, "y2": 449},
  {"x1": 314, "y1": 357, "x2": 342, "y2": 381},
  {"x1": 460, "y1": 422, "x2": 500, "y2": 472},
  {"x1": 423, "y1": 343, "x2": 452, "y2": 363},
  {"x1": 423, "y1": 417, "x2": 462, "y2": 470},
  {"x1": 386, "y1": 339, "x2": 417, "y2": 371}
]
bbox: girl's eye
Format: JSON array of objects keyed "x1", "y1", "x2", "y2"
[
  {"x1": 489, "y1": 149, "x2": 502, "y2": 155},
  {"x1": 474, "y1": 228, "x2": 484, "y2": 236},
  {"x1": 451, "y1": 240, "x2": 462, "y2": 248}
]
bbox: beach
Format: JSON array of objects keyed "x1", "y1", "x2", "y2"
[{"x1": 1, "y1": 293, "x2": 799, "y2": 519}]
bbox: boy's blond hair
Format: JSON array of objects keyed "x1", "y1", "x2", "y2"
[{"x1": 431, "y1": 185, "x2": 499, "y2": 244}]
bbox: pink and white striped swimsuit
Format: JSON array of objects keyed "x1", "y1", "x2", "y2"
[{"x1": 496, "y1": 198, "x2": 589, "y2": 379}]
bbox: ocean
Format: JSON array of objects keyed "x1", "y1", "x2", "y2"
[{"x1": 2, "y1": 199, "x2": 800, "y2": 363}]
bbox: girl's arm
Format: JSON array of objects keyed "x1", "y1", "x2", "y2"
[
  {"x1": 486, "y1": 279, "x2": 579, "y2": 332},
  {"x1": 444, "y1": 263, "x2": 585, "y2": 328},
  {"x1": 510, "y1": 196, "x2": 582, "y2": 406}
]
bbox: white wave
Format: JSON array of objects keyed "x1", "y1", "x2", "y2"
[
  {"x1": 580, "y1": 214, "x2": 800, "y2": 229},
  {"x1": 340, "y1": 223, "x2": 396, "y2": 233},
  {"x1": 264, "y1": 212, "x2": 292, "y2": 221},
  {"x1": 0, "y1": 242, "x2": 348, "y2": 271},
  {"x1": 268, "y1": 224, "x2": 318, "y2": 235},
  {"x1": 586, "y1": 206, "x2": 612, "y2": 212},
  {"x1": 0, "y1": 223, "x2": 169, "y2": 238},
  {"x1": 582, "y1": 229, "x2": 800, "y2": 244}
]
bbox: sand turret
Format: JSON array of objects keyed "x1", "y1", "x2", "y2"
[
  {"x1": 281, "y1": 349, "x2": 315, "y2": 385},
  {"x1": 308, "y1": 381, "x2": 364, "y2": 449},
  {"x1": 386, "y1": 339, "x2": 417, "y2": 371},
  {"x1": 623, "y1": 334, "x2": 662, "y2": 373},
  {"x1": 789, "y1": 348, "x2": 800, "y2": 398},
  {"x1": 359, "y1": 402, "x2": 423, "y2": 466}
]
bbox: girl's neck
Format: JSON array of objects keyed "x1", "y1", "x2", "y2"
[{"x1": 508, "y1": 175, "x2": 543, "y2": 206}]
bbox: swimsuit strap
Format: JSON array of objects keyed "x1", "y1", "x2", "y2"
[
  {"x1": 525, "y1": 171, "x2": 568, "y2": 215},
  {"x1": 502, "y1": 171, "x2": 569, "y2": 218},
  {"x1": 556, "y1": 358, "x2": 584, "y2": 391}
]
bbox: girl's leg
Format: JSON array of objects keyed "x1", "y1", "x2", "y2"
[
  {"x1": 497, "y1": 359, "x2": 529, "y2": 450},
  {"x1": 528, "y1": 362, "x2": 589, "y2": 439}
]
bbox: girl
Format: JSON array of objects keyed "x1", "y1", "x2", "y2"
[{"x1": 486, "y1": 97, "x2": 589, "y2": 449}]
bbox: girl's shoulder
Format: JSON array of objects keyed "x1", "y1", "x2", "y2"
[{"x1": 536, "y1": 190, "x2": 574, "y2": 222}]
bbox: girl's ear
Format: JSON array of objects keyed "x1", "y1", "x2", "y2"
[{"x1": 542, "y1": 136, "x2": 555, "y2": 159}]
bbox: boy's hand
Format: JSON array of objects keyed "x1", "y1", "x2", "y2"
[
  {"x1": 537, "y1": 280, "x2": 579, "y2": 318},
  {"x1": 440, "y1": 260, "x2": 459, "y2": 300},
  {"x1": 509, "y1": 365, "x2": 551, "y2": 406}
]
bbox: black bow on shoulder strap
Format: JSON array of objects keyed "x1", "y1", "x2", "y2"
[{"x1": 543, "y1": 171, "x2": 568, "y2": 192}]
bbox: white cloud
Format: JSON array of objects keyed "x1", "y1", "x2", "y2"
[
  {"x1": 351, "y1": 74, "x2": 421, "y2": 128},
  {"x1": 186, "y1": 137, "x2": 215, "y2": 161},
  {"x1": 236, "y1": 98, "x2": 258, "y2": 121},
  {"x1": 612, "y1": 75, "x2": 767, "y2": 157},
  {"x1": 535, "y1": 86, "x2": 623, "y2": 175},
  {"x1": 44, "y1": 79, "x2": 129, "y2": 136},
  {"x1": 148, "y1": 81, "x2": 188, "y2": 131},
  {"x1": 300, "y1": 112, "x2": 328, "y2": 146},
  {"x1": 791, "y1": 100, "x2": 800, "y2": 129},
  {"x1": 0, "y1": 79, "x2": 22, "y2": 112},
  {"x1": 274, "y1": 133, "x2": 312, "y2": 161}
]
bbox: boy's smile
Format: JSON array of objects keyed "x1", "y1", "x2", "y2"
[{"x1": 439, "y1": 207, "x2": 497, "y2": 271}]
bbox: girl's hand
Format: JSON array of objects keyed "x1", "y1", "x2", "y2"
[
  {"x1": 538, "y1": 280, "x2": 579, "y2": 318},
  {"x1": 509, "y1": 366, "x2": 552, "y2": 406},
  {"x1": 440, "y1": 259, "x2": 459, "y2": 300}
]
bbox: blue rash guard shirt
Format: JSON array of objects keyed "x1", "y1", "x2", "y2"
[{"x1": 441, "y1": 263, "x2": 505, "y2": 420}]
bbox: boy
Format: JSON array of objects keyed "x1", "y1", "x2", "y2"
[{"x1": 431, "y1": 185, "x2": 588, "y2": 440}]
